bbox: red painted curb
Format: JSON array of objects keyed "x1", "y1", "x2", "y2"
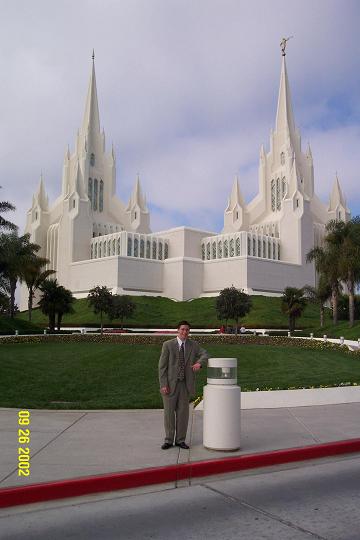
[{"x1": 1, "y1": 438, "x2": 360, "y2": 509}]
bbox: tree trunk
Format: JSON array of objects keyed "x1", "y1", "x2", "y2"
[
  {"x1": 49, "y1": 311, "x2": 55, "y2": 332},
  {"x1": 331, "y1": 288, "x2": 338, "y2": 326},
  {"x1": 57, "y1": 312, "x2": 63, "y2": 332},
  {"x1": 9, "y1": 278, "x2": 16, "y2": 318},
  {"x1": 320, "y1": 305, "x2": 324, "y2": 328},
  {"x1": 348, "y1": 277, "x2": 355, "y2": 328},
  {"x1": 235, "y1": 318, "x2": 238, "y2": 335},
  {"x1": 100, "y1": 310, "x2": 103, "y2": 335},
  {"x1": 28, "y1": 287, "x2": 34, "y2": 322}
]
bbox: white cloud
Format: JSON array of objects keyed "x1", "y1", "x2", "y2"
[{"x1": 1, "y1": 0, "x2": 360, "y2": 233}]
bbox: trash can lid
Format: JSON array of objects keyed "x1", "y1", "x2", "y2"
[{"x1": 208, "y1": 358, "x2": 237, "y2": 368}]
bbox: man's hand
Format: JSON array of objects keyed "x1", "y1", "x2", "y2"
[
  {"x1": 160, "y1": 386, "x2": 170, "y2": 395},
  {"x1": 192, "y1": 362, "x2": 201, "y2": 372}
]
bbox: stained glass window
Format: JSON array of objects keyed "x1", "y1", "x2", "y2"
[
  {"x1": 127, "y1": 237, "x2": 132, "y2": 256},
  {"x1": 224, "y1": 240, "x2": 228, "y2": 258},
  {"x1": 202, "y1": 244, "x2": 205, "y2": 260},
  {"x1": 247, "y1": 236, "x2": 251, "y2": 255},
  {"x1": 164, "y1": 243, "x2": 169, "y2": 259},
  {"x1": 146, "y1": 240, "x2": 151, "y2": 258},
  {"x1": 99, "y1": 180, "x2": 104, "y2": 212},
  {"x1": 117, "y1": 238, "x2": 121, "y2": 255},
  {"x1": 212, "y1": 242, "x2": 216, "y2": 259},
  {"x1": 90, "y1": 153, "x2": 95, "y2": 166},
  {"x1": 159, "y1": 242, "x2": 163, "y2": 260},
  {"x1": 282, "y1": 177, "x2": 286, "y2": 198},
  {"x1": 271, "y1": 179, "x2": 275, "y2": 211},
  {"x1": 218, "y1": 241, "x2": 223, "y2": 258},
  {"x1": 152, "y1": 241, "x2": 157, "y2": 259},
  {"x1": 206, "y1": 243, "x2": 210, "y2": 260},
  {"x1": 88, "y1": 178, "x2": 93, "y2": 206},
  {"x1": 134, "y1": 238, "x2": 139, "y2": 257},
  {"x1": 236, "y1": 237, "x2": 241, "y2": 256},
  {"x1": 93, "y1": 179, "x2": 98, "y2": 211},
  {"x1": 140, "y1": 239, "x2": 145, "y2": 258},
  {"x1": 230, "y1": 238, "x2": 235, "y2": 257},
  {"x1": 276, "y1": 178, "x2": 281, "y2": 210}
]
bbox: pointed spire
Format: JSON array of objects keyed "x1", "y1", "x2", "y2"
[
  {"x1": 225, "y1": 176, "x2": 245, "y2": 212},
  {"x1": 288, "y1": 156, "x2": 301, "y2": 197},
  {"x1": 74, "y1": 160, "x2": 86, "y2": 199},
  {"x1": 81, "y1": 53, "x2": 100, "y2": 134},
  {"x1": 34, "y1": 173, "x2": 48, "y2": 210},
  {"x1": 329, "y1": 173, "x2": 346, "y2": 210},
  {"x1": 306, "y1": 142, "x2": 312, "y2": 160},
  {"x1": 127, "y1": 174, "x2": 147, "y2": 212},
  {"x1": 275, "y1": 55, "x2": 296, "y2": 139}
]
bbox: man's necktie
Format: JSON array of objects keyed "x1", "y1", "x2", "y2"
[{"x1": 178, "y1": 342, "x2": 185, "y2": 380}]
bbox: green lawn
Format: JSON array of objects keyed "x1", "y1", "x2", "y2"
[
  {"x1": 1, "y1": 342, "x2": 359, "y2": 409},
  {"x1": 16, "y1": 294, "x2": 332, "y2": 330}
]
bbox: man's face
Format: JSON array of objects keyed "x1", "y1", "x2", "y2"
[{"x1": 177, "y1": 325, "x2": 190, "y2": 341}]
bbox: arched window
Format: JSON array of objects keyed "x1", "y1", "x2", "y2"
[
  {"x1": 90, "y1": 245, "x2": 93, "y2": 259},
  {"x1": 230, "y1": 238, "x2": 235, "y2": 257},
  {"x1": 134, "y1": 238, "x2": 139, "y2": 257},
  {"x1": 117, "y1": 238, "x2": 121, "y2": 255},
  {"x1": 127, "y1": 236, "x2": 132, "y2": 256},
  {"x1": 88, "y1": 178, "x2": 93, "y2": 206},
  {"x1": 152, "y1": 241, "x2": 157, "y2": 259},
  {"x1": 164, "y1": 243, "x2": 169, "y2": 259},
  {"x1": 218, "y1": 241, "x2": 223, "y2": 258},
  {"x1": 93, "y1": 179, "x2": 98, "y2": 211},
  {"x1": 276, "y1": 178, "x2": 281, "y2": 210},
  {"x1": 271, "y1": 179, "x2": 275, "y2": 212},
  {"x1": 94, "y1": 244, "x2": 98, "y2": 258},
  {"x1": 146, "y1": 240, "x2": 151, "y2": 258},
  {"x1": 206, "y1": 243, "x2": 210, "y2": 260},
  {"x1": 90, "y1": 153, "x2": 95, "y2": 166},
  {"x1": 280, "y1": 152, "x2": 285, "y2": 165},
  {"x1": 236, "y1": 237, "x2": 241, "y2": 256},
  {"x1": 224, "y1": 240, "x2": 229, "y2": 258},
  {"x1": 258, "y1": 239, "x2": 261, "y2": 257},
  {"x1": 201, "y1": 244, "x2": 205, "y2": 260},
  {"x1": 247, "y1": 236, "x2": 251, "y2": 255},
  {"x1": 140, "y1": 239, "x2": 145, "y2": 258},
  {"x1": 263, "y1": 239, "x2": 266, "y2": 258},
  {"x1": 99, "y1": 243, "x2": 102, "y2": 258},
  {"x1": 278, "y1": 244, "x2": 281, "y2": 260},
  {"x1": 253, "y1": 237, "x2": 256, "y2": 256},
  {"x1": 112, "y1": 239, "x2": 116, "y2": 256},
  {"x1": 282, "y1": 177, "x2": 286, "y2": 198},
  {"x1": 212, "y1": 242, "x2": 216, "y2": 259},
  {"x1": 159, "y1": 242, "x2": 163, "y2": 260},
  {"x1": 99, "y1": 180, "x2": 104, "y2": 212}
]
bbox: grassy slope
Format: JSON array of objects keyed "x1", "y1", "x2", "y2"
[
  {"x1": 1, "y1": 342, "x2": 359, "y2": 409},
  {"x1": 0, "y1": 317, "x2": 42, "y2": 335},
  {"x1": 17, "y1": 295, "x2": 332, "y2": 330}
]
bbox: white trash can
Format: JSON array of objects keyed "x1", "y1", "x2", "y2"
[{"x1": 203, "y1": 358, "x2": 241, "y2": 451}]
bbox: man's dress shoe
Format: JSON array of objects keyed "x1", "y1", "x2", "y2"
[
  {"x1": 161, "y1": 442, "x2": 173, "y2": 450},
  {"x1": 175, "y1": 442, "x2": 190, "y2": 449}
]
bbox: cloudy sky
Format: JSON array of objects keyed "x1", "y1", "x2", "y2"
[{"x1": 1, "y1": 0, "x2": 360, "y2": 234}]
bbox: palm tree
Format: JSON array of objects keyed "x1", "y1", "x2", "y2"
[
  {"x1": 306, "y1": 244, "x2": 342, "y2": 326},
  {"x1": 55, "y1": 287, "x2": 75, "y2": 330},
  {"x1": 325, "y1": 218, "x2": 360, "y2": 327},
  {"x1": 281, "y1": 287, "x2": 307, "y2": 334},
  {"x1": 0, "y1": 186, "x2": 17, "y2": 231},
  {"x1": 22, "y1": 256, "x2": 55, "y2": 321},
  {"x1": 38, "y1": 279, "x2": 74, "y2": 332},
  {"x1": 0, "y1": 232, "x2": 41, "y2": 318},
  {"x1": 303, "y1": 275, "x2": 332, "y2": 328}
]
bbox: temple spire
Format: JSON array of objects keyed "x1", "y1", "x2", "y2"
[
  {"x1": 81, "y1": 52, "x2": 100, "y2": 134},
  {"x1": 275, "y1": 54, "x2": 296, "y2": 139}
]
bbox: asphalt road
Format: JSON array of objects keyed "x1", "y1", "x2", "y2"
[{"x1": 1, "y1": 454, "x2": 360, "y2": 540}]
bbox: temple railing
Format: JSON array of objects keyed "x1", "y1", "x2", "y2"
[
  {"x1": 201, "y1": 231, "x2": 281, "y2": 261},
  {"x1": 90, "y1": 231, "x2": 169, "y2": 261}
]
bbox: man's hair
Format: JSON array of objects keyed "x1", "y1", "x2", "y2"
[{"x1": 177, "y1": 320, "x2": 191, "y2": 329}]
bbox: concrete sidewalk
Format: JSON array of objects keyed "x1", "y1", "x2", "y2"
[{"x1": 1, "y1": 399, "x2": 360, "y2": 490}]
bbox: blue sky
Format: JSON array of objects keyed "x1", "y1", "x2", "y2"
[{"x1": 1, "y1": 0, "x2": 360, "y2": 233}]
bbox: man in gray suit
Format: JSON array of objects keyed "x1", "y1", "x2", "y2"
[{"x1": 159, "y1": 320, "x2": 208, "y2": 450}]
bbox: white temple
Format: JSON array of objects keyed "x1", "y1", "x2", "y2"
[{"x1": 20, "y1": 48, "x2": 350, "y2": 308}]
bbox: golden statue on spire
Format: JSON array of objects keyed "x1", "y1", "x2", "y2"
[{"x1": 280, "y1": 36, "x2": 293, "y2": 56}]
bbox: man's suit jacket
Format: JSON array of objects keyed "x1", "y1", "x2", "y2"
[{"x1": 159, "y1": 338, "x2": 209, "y2": 396}]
